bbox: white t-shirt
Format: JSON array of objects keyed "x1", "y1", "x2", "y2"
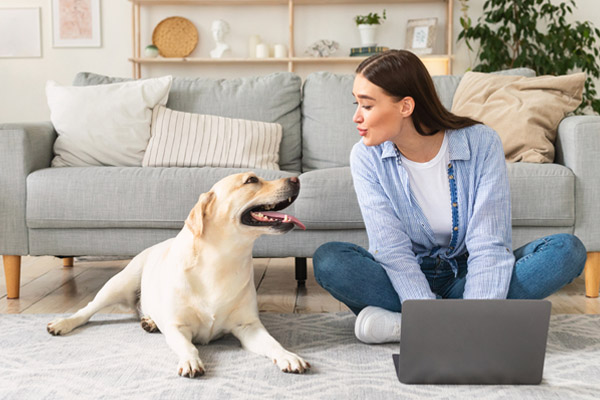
[{"x1": 399, "y1": 133, "x2": 452, "y2": 246}]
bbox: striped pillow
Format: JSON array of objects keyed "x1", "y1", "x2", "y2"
[{"x1": 142, "y1": 106, "x2": 282, "y2": 170}]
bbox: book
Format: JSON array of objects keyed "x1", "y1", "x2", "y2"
[
  {"x1": 349, "y1": 46, "x2": 389, "y2": 56},
  {"x1": 350, "y1": 52, "x2": 387, "y2": 57}
]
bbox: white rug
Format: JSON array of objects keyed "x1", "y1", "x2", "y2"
[{"x1": 1, "y1": 313, "x2": 600, "y2": 399}]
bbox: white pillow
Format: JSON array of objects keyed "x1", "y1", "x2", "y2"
[
  {"x1": 47, "y1": 76, "x2": 173, "y2": 167},
  {"x1": 142, "y1": 106, "x2": 282, "y2": 170}
]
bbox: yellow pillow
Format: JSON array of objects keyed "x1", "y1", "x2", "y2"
[{"x1": 451, "y1": 71, "x2": 585, "y2": 163}]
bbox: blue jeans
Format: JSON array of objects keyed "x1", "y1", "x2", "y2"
[{"x1": 313, "y1": 233, "x2": 587, "y2": 315}]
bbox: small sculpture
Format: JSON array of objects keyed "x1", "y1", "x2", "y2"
[
  {"x1": 210, "y1": 19, "x2": 231, "y2": 58},
  {"x1": 304, "y1": 40, "x2": 339, "y2": 57}
]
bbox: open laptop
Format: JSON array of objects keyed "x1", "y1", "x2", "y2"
[{"x1": 393, "y1": 299, "x2": 551, "y2": 385}]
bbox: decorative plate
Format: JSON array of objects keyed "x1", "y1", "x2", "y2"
[{"x1": 152, "y1": 16, "x2": 198, "y2": 58}]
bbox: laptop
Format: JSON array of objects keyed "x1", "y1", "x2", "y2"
[{"x1": 393, "y1": 299, "x2": 551, "y2": 385}]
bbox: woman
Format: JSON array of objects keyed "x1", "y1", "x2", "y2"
[{"x1": 313, "y1": 50, "x2": 587, "y2": 344}]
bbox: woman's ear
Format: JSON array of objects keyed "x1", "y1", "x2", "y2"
[{"x1": 399, "y1": 96, "x2": 415, "y2": 117}]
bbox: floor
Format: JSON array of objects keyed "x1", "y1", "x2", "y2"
[{"x1": 1, "y1": 256, "x2": 599, "y2": 315}]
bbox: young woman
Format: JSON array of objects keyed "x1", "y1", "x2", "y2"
[{"x1": 313, "y1": 50, "x2": 587, "y2": 344}]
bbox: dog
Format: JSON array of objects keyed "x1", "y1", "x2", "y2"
[{"x1": 47, "y1": 172, "x2": 310, "y2": 378}]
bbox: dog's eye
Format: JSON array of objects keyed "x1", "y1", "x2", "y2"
[{"x1": 245, "y1": 176, "x2": 259, "y2": 184}]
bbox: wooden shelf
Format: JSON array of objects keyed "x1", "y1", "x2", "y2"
[
  {"x1": 129, "y1": 57, "x2": 292, "y2": 63},
  {"x1": 129, "y1": 55, "x2": 450, "y2": 64},
  {"x1": 129, "y1": 0, "x2": 446, "y2": 5},
  {"x1": 130, "y1": 0, "x2": 454, "y2": 78}
]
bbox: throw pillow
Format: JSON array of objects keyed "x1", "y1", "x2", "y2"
[
  {"x1": 451, "y1": 71, "x2": 585, "y2": 163},
  {"x1": 142, "y1": 106, "x2": 282, "y2": 170},
  {"x1": 47, "y1": 76, "x2": 173, "y2": 167},
  {"x1": 73, "y1": 71, "x2": 303, "y2": 173}
]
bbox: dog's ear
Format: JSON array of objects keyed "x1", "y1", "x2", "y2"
[{"x1": 185, "y1": 191, "x2": 215, "y2": 237}]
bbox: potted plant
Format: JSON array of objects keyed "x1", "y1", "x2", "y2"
[
  {"x1": 458, "y1": 0, "x2": 600, "y2": 114},
  {"x1": 354, "y1": 9, "x2": 387, "y2": 47}
]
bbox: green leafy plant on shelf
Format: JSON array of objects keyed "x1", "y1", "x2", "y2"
[
  {"x1": 458, "y1": 0, "x2": 600, "y2": 114},
  {"x1": 354, "y1": 9, "x2": 387, "y2": 26}
]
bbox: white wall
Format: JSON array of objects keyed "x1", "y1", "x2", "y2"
[
  {"x1": 1, "y1": 0, "x2": 599, "y2": 123},
  {"x1": 1, "y1": 0, "x2": 131, "y2": 123}
]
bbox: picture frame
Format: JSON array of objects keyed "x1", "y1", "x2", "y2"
[
  {"x1": 405, "y1": 18, "x2": 437, "y2": 55},
  {"x1": 52, "y1": 0, "x2": 101, "y2": 48},
  {"x1": 0, "y1": 8, "x2": 42, "y2": 58}
]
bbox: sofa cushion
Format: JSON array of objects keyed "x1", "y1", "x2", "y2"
[
  {"x1": 452, "y1": 72, "x2": 585, "y2": 163},
  {"x1": 301, "y1": 72, "x2": 357, "y2": 172},
  {"x1": 295, "y1": 167, "x2": 364, "y2": 229},
  {"x1": 73, "y1": 72, "x2": 302, "y2": 173},
  {"x1": 26, "y1": 167, "x2": 297, "y2": 229},
  {"x1": 301, "y1": 68, "x2": 537, "y2": 172},
  {"x1": 432, "y1": 68, "x2": 537, "y2": 111},
  {"x1": 142, "y1": 106, "x2": 282, "y2": 170},
  {"x1": 47, "y1": 76, "x2": 172, "y2": 167},
  {"x1": 507, "y1": 163, "x2": 574, "y2": 227},
  {"x1": 27, "y1": 163, "x2": 574, "y2": 231},
  {"x1": 292, "y1": 163, "x2": 573, "y2": 230}
]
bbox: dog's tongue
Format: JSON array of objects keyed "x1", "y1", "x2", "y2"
[{"x1": 261, "y1": 211, "x2": 306, "y2": 230}]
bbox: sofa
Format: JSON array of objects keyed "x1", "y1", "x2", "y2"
[{"x1": 2, "y1": 69, "x2": 599, "y2": 299}]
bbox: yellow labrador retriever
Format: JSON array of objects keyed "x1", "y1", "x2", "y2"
[{"x1": 47, "y1": 172, "x2": 309, "y2": 378}]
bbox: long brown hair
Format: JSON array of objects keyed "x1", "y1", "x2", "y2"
[{"x1": 356, "y1": 50, "x2": 479, "y2": 136}]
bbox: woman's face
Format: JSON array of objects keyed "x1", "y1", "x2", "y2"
[{"x1": 352, "y1": 73, "x2": 409, "y2": 147}]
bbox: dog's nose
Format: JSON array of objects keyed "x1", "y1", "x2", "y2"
[{"x1": 288, "y1": 177, "x2": 300, "y2": 187}]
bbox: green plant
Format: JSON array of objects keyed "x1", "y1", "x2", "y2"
[
  {"x1": 354, "y1": 9, "x2": 386, "y2": 26},
  {"x1": 458, "y1": 0, "x2": 600, "y2": 114}
]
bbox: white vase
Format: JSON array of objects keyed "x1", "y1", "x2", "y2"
[
  {"x1": 248, "y1": 34, "x2": 261, "y2": 58},
  {"x1": 358, "y1": 24, "x2": 378, "y2": 47}
]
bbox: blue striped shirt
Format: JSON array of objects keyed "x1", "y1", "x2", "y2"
[{"x1": 350, "y1": 124, "x2": 515, "y2": 301}]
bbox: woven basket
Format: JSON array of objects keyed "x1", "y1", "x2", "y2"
[{"x1": 152, "y1": 17, "x2": 198, "y2": 58}]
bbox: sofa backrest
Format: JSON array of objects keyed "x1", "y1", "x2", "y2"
[
  {"x1": 301, "y1": 72, "x2": 356, "y2": 172},
  {"x1": 73, "y1": 72, "x2": 303, "y2": 173},
  {"x1": 300, "y1": 68, "x2": 536, "y2": 172}
]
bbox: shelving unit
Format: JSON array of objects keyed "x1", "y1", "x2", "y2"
[{"x1": 129, "y1": 0, "x2": 454, "y2": 79}]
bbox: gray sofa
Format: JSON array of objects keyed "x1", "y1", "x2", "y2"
[{"x1": 2, "y1": 70, "x2": 599, "y2": 299}]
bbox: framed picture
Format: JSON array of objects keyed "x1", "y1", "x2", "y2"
[
  {"x1": 405, "y1": 18, "x2": 437, "y2": 55},
  {"x1": 52, "y1": 0, "x2": 101, "y2": 47},
  {"x1": 0, "y1": 8, "x2": 42, "y2": 58}
]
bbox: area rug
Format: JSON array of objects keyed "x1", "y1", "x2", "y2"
[{"x1": 1, "y1": 313, "x2": 600, "y2": 399}]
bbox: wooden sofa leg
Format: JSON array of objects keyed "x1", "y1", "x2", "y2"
[
  {"x1": 3, "y1": 255, "x2": 22, "y2": 299},
  {"x1": 62, "y1": 257, "x2": 74, "y2": 267},
  {"x1": 585, "y1": 252, "x2": 600, "y2": 298},
  {"x1": 295, "y1": 257, "x2": 307, "y2": 287}
]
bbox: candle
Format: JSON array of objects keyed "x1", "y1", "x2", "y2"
[
  {"x1": 256, "y1": 43, "x2": 269, "y2": 58},
  {"x1": 274, "y1": 43, "x2": 287, "y2": 59}
]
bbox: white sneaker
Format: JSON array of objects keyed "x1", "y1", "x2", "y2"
[{"x1": 354, "y1": 306, "x2": 402, "y2": 344}]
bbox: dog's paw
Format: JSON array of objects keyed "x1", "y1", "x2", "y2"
[
  {"x1": 273, "y1": 350, "x2": 310, "y2": 374},
  {"x1": 47, "y1": 318, "x2": 77, "y2": 336},
  {"x1": 140, "y1": 316, "x2": 159, "y2": 333},
  {"x1": 177, "y1": 357, "x2": 205, "y2": 378}
]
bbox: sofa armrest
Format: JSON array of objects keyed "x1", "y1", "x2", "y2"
[
  {"x1": 555, "y1": 116, "x2": 600, "y2": 252},
  {"x1": 0, "y1": 122, "x2": 56, "y2": 254}
]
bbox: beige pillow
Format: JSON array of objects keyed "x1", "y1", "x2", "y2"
[
  {"x1": 451, "y1": 72, "x2": 585, "y2": 163},
  {"x1": 143, "y1": 106, "x2": 282, "y2": 170}
]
